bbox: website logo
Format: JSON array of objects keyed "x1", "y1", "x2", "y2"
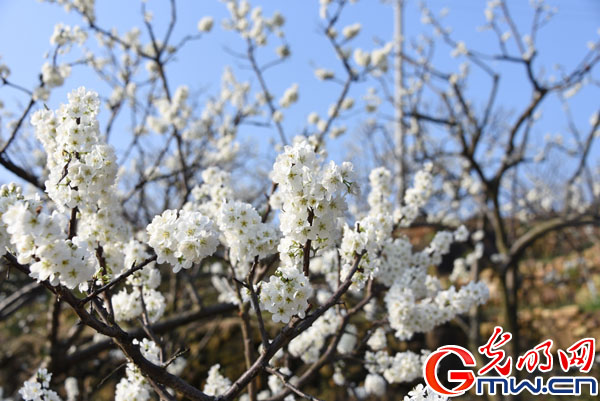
[{"x1": 423, "y1": 326, "x2": 597, "y2": 397}]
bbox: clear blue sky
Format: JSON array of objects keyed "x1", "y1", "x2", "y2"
[{"x1": 0, "y1": 0, "x2": 598, "y2": 185}]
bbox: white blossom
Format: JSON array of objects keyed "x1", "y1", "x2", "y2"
[
  {"x1": 198, "y1": 16, "x2": 214, "y2": 32},
  {"x1": 146, "y1": 209, "x2": 219, "y2": 273},
  {"x1": 260, "y1": 264, "x2": 313, "y2": 323},
  {"x1": 204, "y1": 364, "x2": 231, "y2": 396}
]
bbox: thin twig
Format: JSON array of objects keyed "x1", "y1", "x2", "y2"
[
  {"x1": 79, "y1": 255, "x2": 158, "y2": 305},
  {"x1": 265, "y1": 367, "x2": 324, "y2": 401}
]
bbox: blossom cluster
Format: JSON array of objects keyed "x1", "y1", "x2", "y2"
[
  {"x1": 31, "y1": 87, "x2": 117, "y2": 212},
  {"x1": 178, "y1": 67, "x2": 249, "y2": 161},
  {"x1": 395, "y1": 163, "x2": 434, "y2": 226},
  {"x1": 22, "y1": 88, "x2": 133, "y2": 289},
  {"x1": 270, "y1": 136, "x2": 356, "y2": 268},
  {"x1": 148, "y1": 86, "x2": 191, "y2": 134},
  {"x1": 377, "y1": 225, "x2": 470, "y2": 285},
  {"x1": 0, "y1": 183, "x2": 25, "y2": 252},
  {"x1": 279, "y1": 83, "x2": 299, "y2": 108},
  {"x1": 112, "y1": 249, "x2": 165, "y2": 323},
  {"x1": 338, "y1": 163, "x2": 433, "y2": 290},
  {"x1": 337, "y1": 166, "x2": 396, "y2": 289},
  {"x1": 115, "y1": 339, "x2": 161, "y2": 401},
  {"x1": 307, "y1": 249, "x2": 340, "y2": 290},
  {"x1": 30, "y1": 87, "x2": 130, "y2": 256},
  {"x1": 334, "y1": 348, "x2": 430, "y2": 397},
  {"x1": 386, "y1": 278, "x2": 489, "y2": 340},
  {"x1": 197, "y1": 16, "x2": 214, "y2": 32},
  {"x1": 115, "y1": 338, "x2": 186, "y2": 401},
  {"x1": 19, "y1": 368, "x2": 62, "y2": 401},
  {"x1": 450, "y1": 230, "x2": 484, "y2": 282},
  {"x1": 2, "y1": 194, "x2": 96, "y2": 289},
  {"x1": 40, "y1": 62, "x2": 71, "y2": 92},
  {"x1": 365, "y1": 350, "x2": 428, "y2": 385},
  {"x1": 50, "y1": 23, "x2": 87, "y2": 51},
  {"x1": 288, "y1": 309, "x2": 341, "y2": 363},
  {"x1": 217, "y1": 201, "x2": 278, "y2": 266},
  {"x1": 367, "y1": 327, "x2": 387, "y2": 349},
  {"x1": 146, "y1": 209, "x2": 219, "y2": 273},
  {"x1": 222, "y1": 0, "x2": 286, "y2": 48},
  {"x1": 186, "y1": 167, "x2": 236, "y2": 219},
  {"x1": 260, "y1": 264, "x2": 314, "y2": 323},
  {"x1": 203, "y1": 364, "x2": 232, "y2": 396},
  {"x1": 353, "y1": 43, "x2": 394, "y2": 72},
  {"x1": 41, "y1": 0, "x2": 96, "y2": 21}
]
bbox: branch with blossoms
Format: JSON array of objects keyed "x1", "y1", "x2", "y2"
[
  {"x1": 0, "y1": 82, "x2": 490, "y2": 400},
  {"x1": 352, "y1": 0, "x2": 600, "y2": 366},
  {"x1": 10, "y1": 1, "x2": 600, "y2": 400}
]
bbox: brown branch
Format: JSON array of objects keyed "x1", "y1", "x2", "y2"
[
  {"x1": 229, "y1": 263, "x2": 257, "y2": 401},
  {"x1": 0, "y1": 281, "x2": 43, "y2": 321},
  {"x1": 261, "y1": 182, "x2": 278, "y2": 223},
  {"x1": 503, "y1": 213, "x2": 600, "y2": 272},
  {"x1": 246, "y1": 259, "x2": 270, "y2": 350},
  {"x1": 568, "y1": 108, "x2": 600, "y2": 185},
  {"x1": 0, "y1": 97, "x2": 36, "y2": 155},
  {"x1": 139, "y1": 285, "x2": 165, "y2": 363},
  {"x1": 63, "y1": 302, "x2": 236, "y2": 369},
  {"x1": 495, "y1": 90, "x2": 546, "y2": 180},
  {"x1": 0, "y1": 153, "x2": 43, "y2": 189},
  {"x1": 266, "y1": 279, "x2": 374, "y2": 401},
  {"x1": 302, "y1": 209, "x2": 315, "y2": 277},
  {"x1": 265, "y1": 367, "x2": 324, "y2": 401},
  {"x1": 46, "y1": 297, "x2": 62, "y2": 371},
  {"x1": 67, "y1": 207, "x2": 79, "y2": 240},
  {"x1": 219, "y1": 251, "x2": 365, "y2": 401},
  {"x1": 79, "y1": 254, "x2": 158, "y2": 305},
  {"x1": 246, "y1": 40, "x2": 288, "y2": 145},
  {"x1": 4, "y1": 253, "x2": 214, "y2": 401}
]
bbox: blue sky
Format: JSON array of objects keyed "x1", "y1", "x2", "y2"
[{"x1": 0, "y1": 0, "x2": 598, "y2": 186}]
